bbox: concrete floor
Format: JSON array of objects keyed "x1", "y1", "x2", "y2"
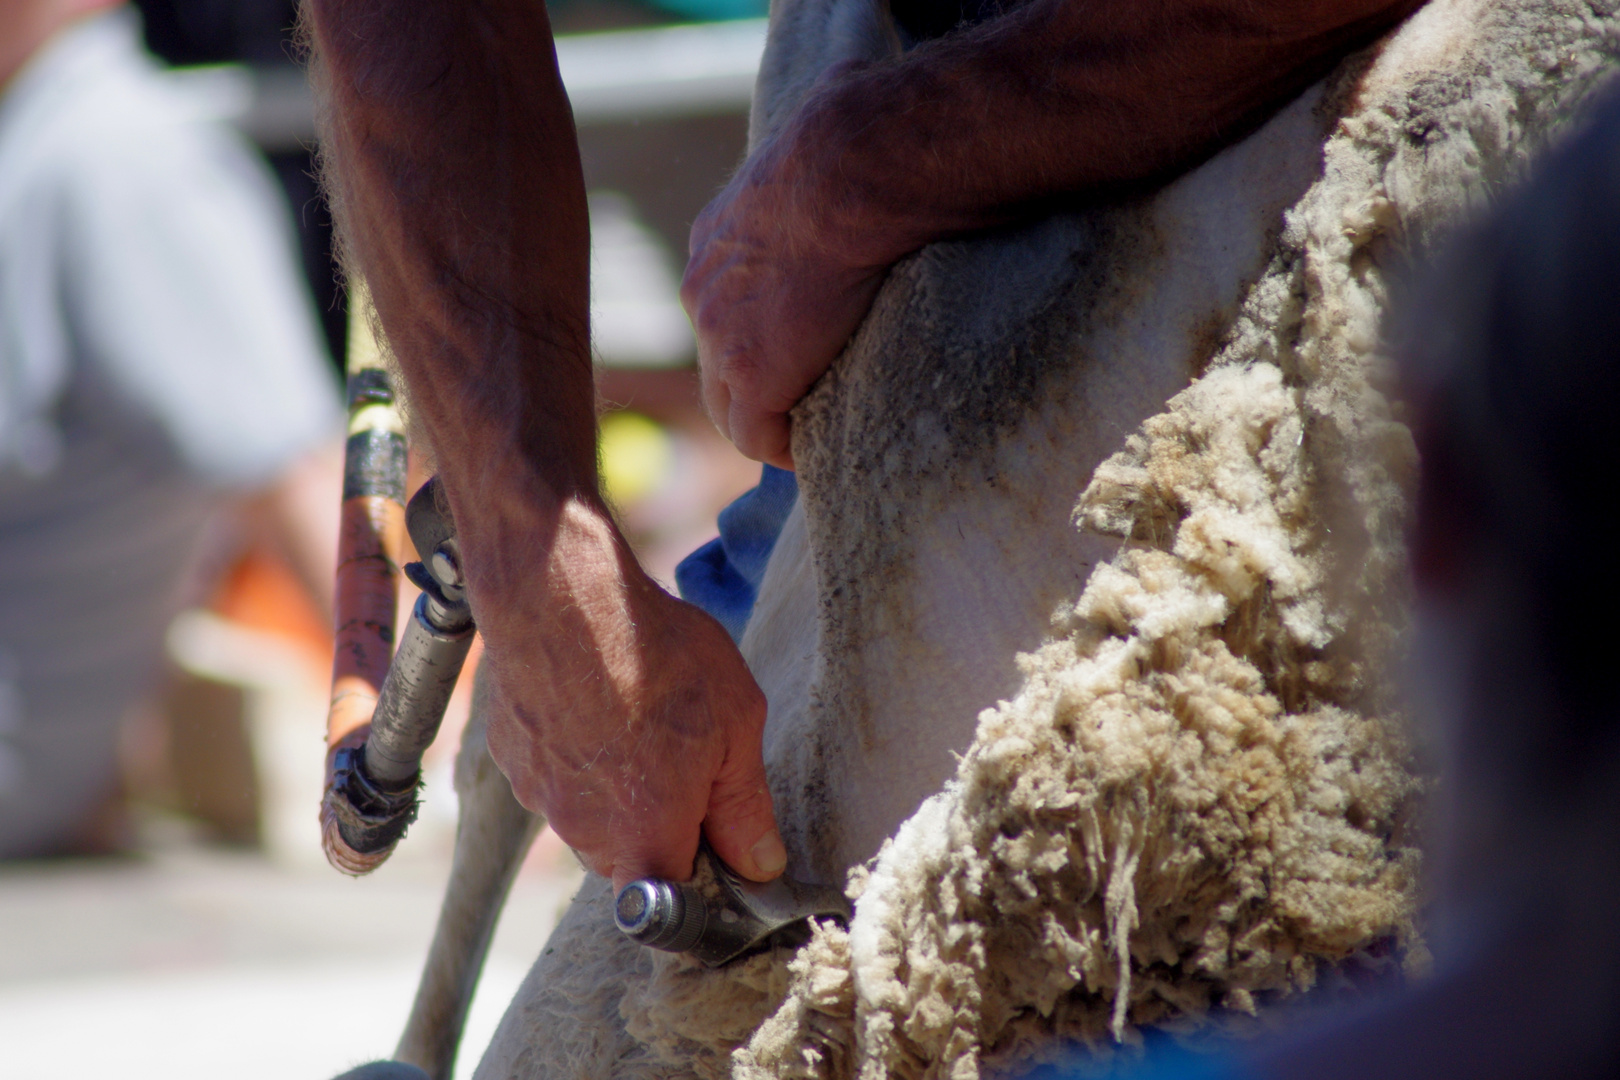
[
  {"x1": 0, "y1": 829, "x2": 581, "y2": 1079},
  {"x1": 0, "y1": 605, "x2": 581, "y2": 1080}
]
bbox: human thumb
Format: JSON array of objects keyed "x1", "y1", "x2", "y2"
[{"x1": 704, "y1": 742, "x2": 786, "y2": 881}]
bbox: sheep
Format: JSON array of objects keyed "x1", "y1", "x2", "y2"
[{"x1": 369, "y1": 2, "x2": 1620, "y2": 1078}]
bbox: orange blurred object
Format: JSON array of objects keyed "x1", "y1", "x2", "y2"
[{"x1": 209, "y1": 547, "x2": 333, "y2": 664}]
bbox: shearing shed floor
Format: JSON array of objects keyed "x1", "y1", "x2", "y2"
[
  {"x1": 0, "y1": 825, "x2": 579, "y2": 1079},
  {"x1": 0, "y1": 610, "x2": 583, "y2": 1080}
]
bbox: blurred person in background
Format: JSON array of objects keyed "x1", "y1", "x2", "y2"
[{"x1": 0, "y1": 0, "x2": 342, "y2": 859}]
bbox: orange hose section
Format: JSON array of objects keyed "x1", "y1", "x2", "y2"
[{"x1": 321, "y1": 493, "x2": 405, "y2": 874}]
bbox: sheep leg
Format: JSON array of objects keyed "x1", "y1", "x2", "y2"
[{"x1": 395, "y1": 668, "x2": 543, "y2": 1080}]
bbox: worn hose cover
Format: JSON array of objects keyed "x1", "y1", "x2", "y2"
[{"x1": 322, "y1": 287, "x2": 409, "y2": 876}]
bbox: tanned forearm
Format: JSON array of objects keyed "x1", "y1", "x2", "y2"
[
  {"x1": 795, "y1": 0, "x2": 1423, "y2": 262},
  {"x1": 308, "y1": 0, "x2": 594, "y2": 538},
  {"x1": 307, "y1": 0, "x2": 615, "y2": 676}
]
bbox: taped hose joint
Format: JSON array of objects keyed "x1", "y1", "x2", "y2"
[{"x1": 329, "y1": 743, "x2": 421, "y2": 858}]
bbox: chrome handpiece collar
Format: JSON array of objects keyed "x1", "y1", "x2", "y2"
[{"x1": 615, "y1": 846, "x2": 853, "y2": 967}]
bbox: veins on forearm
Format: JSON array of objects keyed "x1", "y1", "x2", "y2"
[
  {"x1": 791, "y1": 0, "x2": 1423, "y2": 258},
  {"x1": 308, "y1": 0, "x2": 597, "y2": 503}
]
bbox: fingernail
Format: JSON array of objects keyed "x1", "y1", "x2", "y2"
[{"x1": 751, "y1": 830, "x2": 787, "y2": 876}]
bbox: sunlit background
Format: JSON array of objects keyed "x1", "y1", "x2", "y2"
[{"x1": 0, "y1": 1, "x2": 770, "y2": 1075}]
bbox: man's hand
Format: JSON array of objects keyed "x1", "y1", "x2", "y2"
[
  {"x1": 682, "y1": 99, "x2": 896, "y2": 470},
  {"x1": 465, "y1": 497, "x2": 786, "y2": 889}
]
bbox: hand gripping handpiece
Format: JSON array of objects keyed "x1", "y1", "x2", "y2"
[{"x1": 614, "y1": 845, "x2": 853, "y2": 966}]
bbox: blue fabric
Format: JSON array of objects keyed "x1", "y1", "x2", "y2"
[
  {"x1": 675, "y1": 465, "x2": 798, "y2": 642},
  {"x1": 1015, "y1": 1030, "x2": 1248, "y2": 1080},
  {"x1": 330, "y1": 1065, "x2": 431, "y2": 1080},
  {"x1": 1113, "y1": 1047, "x2": 1244, "y2": 1080}
]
